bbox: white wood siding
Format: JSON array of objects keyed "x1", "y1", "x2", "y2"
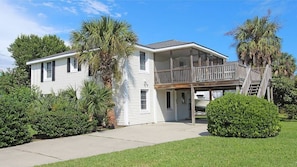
[
  {"x1": 117, "y1": 49, "x2": 155, "y2": 125},
  {"x1": 30, "y1": 57, "x2": 89, "y2": 97}
]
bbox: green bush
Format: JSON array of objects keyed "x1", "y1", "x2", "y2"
[
  {"x1": 31, "y1": 110, "x2": 96, "y2": 139},
  {"x1": 284, "y1": 104, "x2": 297, "y2": 119},
  {"x1": 206, "y1": 93, "x2": 281, "y2": 138},
  {"x1": 0, "y1": 87, "x2": 36, "y2": 148}
]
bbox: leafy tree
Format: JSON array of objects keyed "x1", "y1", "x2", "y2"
[
  {"x1": 272, "y1": 76, "x2": 296, "y2": 107},
  {"x1": 7, "y1": 34, "x2": 70, "y2": 86},
  {"x1": 71, "y1": 16, "x2": 137, "y2": 126},
  {"x1": 226, "y1": 11, "x2": 281, "y2": 67},
  {"x1": 0, "y1": 68, "x2": 29, "y2": 94},
  {"x1": 272, "y1": 52, "x2": 296, "y2": 78}
]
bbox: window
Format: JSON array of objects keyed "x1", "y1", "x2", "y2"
[
  {"x1": 166, "y1": 91, "x2": 171, "y2": 109},
  {"x1": 41, "y1": 61, "x2": 55, "y2": 82},
  {"x1": 46, "y1": 62, "x2": 52, "y2": 78},
  {"x1": 140, "y1": 90, "x2": 147, "y2": 110},
  {"x1": 67, "y1": 57, "x2": 81, "y2": 73},
  {"x1": 140, "y1": 51, "x2": 146, "y2": 71},
  {"x1": 73, "y1": 58, "x2": 77, "y2": 69}
]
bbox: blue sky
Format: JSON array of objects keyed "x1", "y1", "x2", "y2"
[{"x1": 0, "y1": 0, "x2": 296, "y2": 70}]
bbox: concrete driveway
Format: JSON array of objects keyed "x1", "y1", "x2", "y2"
[{"x1": 0, "y1": 121, "x2": 208, "y2": 167}]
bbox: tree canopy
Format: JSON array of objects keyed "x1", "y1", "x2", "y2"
[
  {"x1": 272, "y1": 52, "x2": 296, "y2": 78},
  {"x1": 6, "y1": 34, "x2": 70, "y2": 87},
  {"x1": 8, "y1": 34, "x2": 69, "y2": 71},
  {"x1": 70, "y1": 16, "x2": 138, "y2": 87},
  {"x1": 226, "y1": 12, "x2": 281, "y2": 67}
]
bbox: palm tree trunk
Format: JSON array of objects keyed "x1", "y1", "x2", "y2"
[{"x1": 104, "y1": 77, "x2": 117, "y2": 128}]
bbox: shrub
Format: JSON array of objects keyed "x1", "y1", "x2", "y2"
[
  {"x1": 0, "y1": 87, "x2": 36, "y2": 148},
  {"x1": 284, "y1": 104, "x2": 297, "y2": 119},
  {"x1": 31, "y1": 110, "x2": 96, "y2": 139},
  {"x1": 206, "y1": 93, "x2": 281, "y2": 138}
]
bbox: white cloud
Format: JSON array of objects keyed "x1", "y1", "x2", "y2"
[
  {"x1": 114, "y1": 13, "x2": 121, "y2": 18},
  {"x1": 82, "y1": 0, "x2": 110, "y2": 15},
  {"x1": 38, "y1": 12, "x2": 47, "y2": 18},
  {"x1": 42, "y1": 2, "x2": 54, "y2": 8},
  {"x1": 0, "y1": 0, "x2": 57, "y2": 69},
  {"x1": 63, "y1": 6, "x2": 77, "y2": 14}
]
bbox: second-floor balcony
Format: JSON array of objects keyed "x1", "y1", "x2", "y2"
[{"x1": 155, "y1": 62, "x2": 250, "y2": 85}]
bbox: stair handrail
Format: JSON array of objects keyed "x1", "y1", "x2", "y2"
[
  {"x1": 257, "y1": 64, "x2": 272, "y2": 98},
  {"x1": 240, "y1": 66, "x2": 252, "y2": 95}
]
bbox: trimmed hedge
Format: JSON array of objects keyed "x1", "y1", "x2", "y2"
[
  {"x1": 207, "y1": 93, "x2": 281, "y2": 138},
  {"x1": 31, "y1": 110, "x2": 96, "y2": 139},
  {"x1": 0, "y1": 87, "x2": 35, "y2": 148}
]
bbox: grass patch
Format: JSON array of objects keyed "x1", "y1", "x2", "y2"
[{"x1": 38, "y1": 122, "x2": 297, "y2": 167}]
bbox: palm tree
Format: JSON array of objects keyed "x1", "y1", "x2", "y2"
[
  {"x1": 71, "y1": 16, "x2": 137, "y2": 127},
  {"x1": 226, "y1": 11, "x2": 281, "y2": 67},
  {"x1": 79, "y1": 80, "x2": 114, "y2": 124},
  {"x1": 272, "y1": 52, "x2": 296, "y2": 78}
]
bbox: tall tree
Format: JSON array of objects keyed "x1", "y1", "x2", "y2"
[
  {"x1": 8, "y1": 34, "x2": 69, "y2": 86},
  {"x1": 71, "y1": 16, "x2": 138, "y2": 127},
  {"x1": 272, "y1": 52, "x2": 296, "y2": 78},
  {"x1": 226, "y1": 11, "x2": 281, "y2": 67}
]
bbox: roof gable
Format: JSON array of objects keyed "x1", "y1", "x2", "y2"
[{"x1": 146, "y1": 40, "x2": 191, "y2": 49}]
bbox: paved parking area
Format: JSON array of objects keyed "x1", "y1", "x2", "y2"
[{"x1": 0, "y1": 121, "x2": 208, "y2": 167}]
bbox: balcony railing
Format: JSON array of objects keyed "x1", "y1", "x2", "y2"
[{"x1": 154, "y1": 62, "x2": 248, "y2": 84}]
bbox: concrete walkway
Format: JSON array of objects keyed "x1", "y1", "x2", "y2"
[{"x1": 0, "y1": 121, "x2": 208, "y2": 167}]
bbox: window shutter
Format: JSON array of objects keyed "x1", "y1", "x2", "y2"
[
  {"x1": 67, "y1": 58, "x2": 70, "y2": 72},
  {"x1": 78, "y1": 62, "x2": 81, "y2": 71},
  {"x1": 41, "y1": 63, "x2": 44, "y2": 82},
  {"x1": 52, "y1": 61, "x2": 55, "y2": 81},
  {"x1": 88, "y1": 65, "x2": 93, "y2": 76}
]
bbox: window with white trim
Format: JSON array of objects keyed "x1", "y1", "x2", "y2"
[
  {"x1": 67, "y1": 57, "x2": 80, "y2": 72},
  {"x1": 41, "y1": 61, "x2": 55, "y2": 82},
  {"x1": 140, "y1": 51, "x2": 147, "y2": 71},
  {"x1": 46, "y1": 62, "x2": 52, "y2": 78},
  {"x1": 140, "y1": 90, "x2": 148, "y2": 110}
]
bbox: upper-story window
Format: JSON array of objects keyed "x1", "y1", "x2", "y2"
[
  {"x1": 140, "y1": 51, "x2": 147, "y2": 72},
  {"x1": 41, "y1": 61, "x2": 55, "y2": 82},
  {"x1": 67, "y1": 57, "x2": 81, "y2": 73},
  {"x1": 46, "y1": 62, "x2": 52, "y2": 78}
]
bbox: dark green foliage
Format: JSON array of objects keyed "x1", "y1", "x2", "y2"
[
  {"x1": 31, "y1": 110, "x2": 96, "y2": 139},
  {"x1": 30, "y1": 87, "x2": 97, "y2": 139},
  {"x1": 272, "y1": 76, "x2": 297, "y2": 120},
  {"x1": 0, "y1": 68, "x2": 30, "y2": 94},
  {"x1": 284, "y1": 104, "x2": 297, "y2": 119},
  {"x1": 79, "y1": 80, "x2": 114, "y2": 125},
  {"x1": 207, "y1": 93, "x2": 281, "y2": 138},
  {"x1": 0, "y1": 87, "x2": 36, "y2": 148},
  {"x1": 8, "y1": 34, "x2": 69, "y2": 71},
  {"x1": 7, "y1": 34, "x2": 70, "y2": 87},
  {"x1": 272, "y1": 76, "x2": 297, "y2": 107}
]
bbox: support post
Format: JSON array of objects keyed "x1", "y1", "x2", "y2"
[
  {"x1": 190, "y1": 49, "x2": 193, "y2": 82},
  {"x1": 267, "y1": 86, "x2": 271, "y2": 102},
  {"x1": 236, "y1": 86, "x2": 240, "y2": 93},
  {"x1": 170, "y1": 54, "x2": 173, "y2": 83},
  {"x1": 191, "y1": 84, "x2": 195, "y2": 125},
  {"x1": 270, "y1": 86, "x2": 274, "y2": 103},
  {"x1": 209, "y1": 89, "x2": 212, "y2": 101}
]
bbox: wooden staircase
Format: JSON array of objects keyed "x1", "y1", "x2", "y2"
[
  {"x1": 248, "y1": 81, "x2": 261, "y2": 96},
  {"x1": 241, "y1": 65, "x2": 272, "y2": 99}
]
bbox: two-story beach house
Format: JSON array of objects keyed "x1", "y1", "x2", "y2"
[{"x1": 26, "y1": 40, "x2": 272, "y2": 125}]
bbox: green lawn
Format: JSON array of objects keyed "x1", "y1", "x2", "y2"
[{"x1": 39, "y1": 121, "x2": 297, "y2": 167}]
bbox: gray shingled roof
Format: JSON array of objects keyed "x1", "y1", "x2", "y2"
[{"x1": 145, "y1": 40, "x2": 191, "y2": 49}]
